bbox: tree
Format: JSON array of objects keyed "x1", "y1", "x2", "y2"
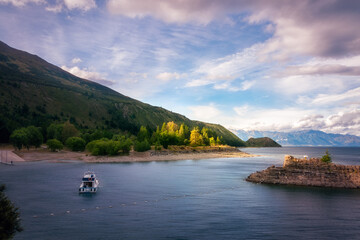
[
  {"x1": 137, "y1": 126, "x2": 149, "y2": 142},
  {"x1": 47, "y1": 139, "x2": 63, "y2": 152},
  {"x1": 46, "y1": 123, "x2": 63, "y2": 141},
  {"x1": 134, "y1": 139, "x2": 151, "y2": 152},
  {"x1": 159, "y1": 132, "x2": 170, "y2": 149},
  {"x1": 321, "y1": 149, "x2": 332, "y2": 163},
  {"x1": 65, "y1": 137, "x2": 86, "y2": 151},
  {"x1": 86, "y1": 138, "x2": 133, "y2": 156},
  {"x1": 10, "y1": 128, "x2": 29, "y2": 150},
  {"x1": 201, "y1": 127, "x2": 210, "y2": 146},
  {"x1": 26, "y1": 126, "x2": 43, "y2": 148},
  {"x1": 209, "y1": 137, "x2": 216, "y2": 146},
  {"x1": 190, "y1": 127, "x2": 204, "y2": 147},
  {"x1": 0, "y1": 185, "x2": 23, "y2": 240},
  {"x1": 177, "y1": 124, "x2": 189, "y2": 145},
  {"x1": 61, "y1": 121, "x2": 79, "y2": 143},
  {"x1": 216, "y1": 136, "x2": 222, "y2": 145},
  {"x1": 119, "y1": 138, "x2": 132, "y2": 154},
  {"x1": 160, "y1": 122, "x2": 167, "y2": 133},
  {"x1": 10, "y1": 126, "x2": 44, "y2": 150},
  {"x1": 150, "y1": 126, "x2": 161, "y2": 144},
  {"x1": 166, "y1": 121, "x2": 178, "y2": 134}
]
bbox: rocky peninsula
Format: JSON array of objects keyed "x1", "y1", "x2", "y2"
[{"x1": 246, "y1": 155, "x2": 360, "y2": 188}]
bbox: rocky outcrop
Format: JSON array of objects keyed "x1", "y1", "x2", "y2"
[{"x1": 246, "y1": 156, "x2": 360, "y2": 188}]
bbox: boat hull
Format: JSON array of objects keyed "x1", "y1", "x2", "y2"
[{"x1": 79, "y1": 187, "x2": 98, "y2": 193}]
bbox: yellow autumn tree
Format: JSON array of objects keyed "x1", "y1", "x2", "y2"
[{"x1": 190, "y1": 127, "x2": 203, "y2": 146}]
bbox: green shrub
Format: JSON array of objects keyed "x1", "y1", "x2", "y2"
[
  {"x1": 86, "y1": 139, "x2": 108, "y2": 156},
  {"x1": 321, "y1": 150, "x2": 332, "y2": 163},
  {"x1": 47, "y1": 139, "x2": 63, "y2": 152},
  {"x1": 0, "y1": 185, "x2": 23, "y2": 240},
  {"x1": 65, "y1": 137, "x2": 86, "y2": 151},
  {"x1": 134, "y1": 139, "x2": 151, "y2": 152},
  {"x1": 86, "y1": 138, "x2": 132, "y2": 156},
  {"x1": 10, "y1": 126, "x2": 43, "y2": 150},
  {"x1": 10, "y1": 128, "x2": 29, "y2": 150},
  {"x1": 154, "y1": 141, "x2": 162, "y2": 151},
  {"x1": 26, "y1": 126, "x2": 43, "y2": 148}
]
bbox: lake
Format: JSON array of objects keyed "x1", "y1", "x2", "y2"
[{"x1": 1, "y1": 147, "x2": 360, "y2": 239}]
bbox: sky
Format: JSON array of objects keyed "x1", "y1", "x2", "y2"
[{"x1": 1, "y1": 0, "x2": 360, "y2": 136}]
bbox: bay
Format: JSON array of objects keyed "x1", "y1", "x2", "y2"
[{"x1": 1, "y1": 147, "x2": 360, "y2": 240}]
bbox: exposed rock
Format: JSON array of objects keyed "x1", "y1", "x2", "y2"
[{"x1": 246, "y1": 156, "x2": 360, "y2": 188}]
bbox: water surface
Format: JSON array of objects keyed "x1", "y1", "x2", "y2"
[{"x1": 1, "y1": 147, "x2": 360, "y2": 239}]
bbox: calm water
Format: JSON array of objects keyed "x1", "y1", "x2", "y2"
[{"x1": 1, "y1": 147, "x2": 360, "y2": 240}]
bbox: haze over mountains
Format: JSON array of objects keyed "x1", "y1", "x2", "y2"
[
  {"x1": 235, "y1": 130, "x2": 360, "y2": 147},
  {"x1": 0, "y1": 40, "x2": 244, "y2": 146}
]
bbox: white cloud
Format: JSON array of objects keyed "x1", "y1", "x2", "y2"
[
  {"x1": 106, "y1": 0, "x2": 360, "y2": 60},
  {"x1": 229, "y1": 105, "x2": 360, "y2": 136},
  {"x1": 185, "y1": 43, "x2": 265, "y2": 91},
  {"x1": 45, "y1": 3, "x2": 62, "y2": 12},
  {"x1": 0, "y1": 0, "x2": 44, "y2": 7},
  {"x1": 265, "y1": 75, "x2": 346, "y2": 96},
  {"x1": 153, "y1": 48, "x2": 179, "y2": 62},
  {"x1": 1, "y1": 0, "x2": 96, "y2": 11},
  {"x1": 63, "y1": 0, "x2": 96, "y2": 11},
  {"x1": 185, "y1": 78, "x2": 212, "y2": 88},
  {"x1": 240, "y1": 80, "x2": 255, "y2": 91},
  {"x1": 106, "y1": 0, "x2": 228, "y2": 25},
  {"x1": 310, "y1": 87, "x2": 360, "y2": 106},
  {"x1": 106, "y1": 47, "x2": 130, "y2": 70},
  {"x1": 188, "y1": 104, "x2": 222, "y2": 122},
  {"x1": 61, "y1": 65, "x2": 115, "y2": 86},
  {"x1": 156, "y1": 72, "x2": 186, "y2": 82},
  {"x1": 71, "y1": 57, "x2": 82, "y2": 64}
]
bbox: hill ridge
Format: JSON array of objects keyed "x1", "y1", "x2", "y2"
[{"x1": 0, "y1": 40, "x2": 245, "y2": 146}]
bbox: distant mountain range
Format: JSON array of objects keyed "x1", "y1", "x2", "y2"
[
  {"x1": 235, "y1": 130, "x2": 360, "y2": 146},
  {"x1": 0, "y1": 40, "x2": 244, "y2": 146}
]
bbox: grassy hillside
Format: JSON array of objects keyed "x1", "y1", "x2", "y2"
[
  {"x1": 0, "y1": 41, "x2": 245, "y2": 146},
  {"x1": 246, "y1": 137, "x2": 281, "y2": 147}
]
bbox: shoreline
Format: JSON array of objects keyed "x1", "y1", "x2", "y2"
[
  {"x1": 247, "y1": 155, "x2": 360, "y2": 189},
  {"x1": 7, "y1": 147, "x2": 254, "y2": 163}
]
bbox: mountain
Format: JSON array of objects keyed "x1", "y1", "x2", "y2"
[
  {"x1": 245, "y1": 137, "x2": 281, "y2": 147},
  {"x1": 235, "y1": 129, "x2": 360, "y2": 146},
  {"x1": 0, "y1": 41, "x2": 245, "y2": 146}
]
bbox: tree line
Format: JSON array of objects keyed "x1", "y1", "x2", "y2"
[{"x1": 9, "y1": 121, "x2": 225, "y2": 156}]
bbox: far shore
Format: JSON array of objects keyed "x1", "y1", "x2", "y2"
[{"x1": 0, "y1": 145, "x2": 255, "y2": 163}]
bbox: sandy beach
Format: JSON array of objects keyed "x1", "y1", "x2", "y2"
[{"x1": 1, "y1": 145, "x2": 254, "y2": 163}]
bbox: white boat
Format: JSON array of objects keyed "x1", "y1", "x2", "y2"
[{"x1": 79, "y1": 171, "x2": 99, "y2": 193}]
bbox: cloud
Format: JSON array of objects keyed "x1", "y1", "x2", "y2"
[
  {"x1": 71, "y1": 57, "x2": 82, "y2": 64},
  {"x1": 61, "y1": 65, "x2": 115, "y2": 86},
  {"x1": 264, "y1": 75, "x2": 347, "y2": 96},
  {"x1": 106, "y1": 0, "x2": 233, "y2": 24},
  {"x1": 310, "y1": 87, "x2": 360, "y2": 106},
  {"x1": 106, "y1": 0, "x2": 360, "y2": 60},
  {"x1": 230, "y1": 105, "x2": 360, "y2": 136},
  {"x1": 325, "y1": 110, "x2": 360, "y2": 134},
  {"x1": 156, "y1": 72, "x2": 186, "y2": 81},
  {"x1": 281, "y1": 64, "x2": 360, "y2": 77},
  {"x1": 0, "y1": 0, "x2": 44, "y2": 7},
  {"x1": 188, "y1": 104, "x2": 222, "y2": 122},
  {"x1": 292, "y1": 110, "x2": 360, "y2": 135},
  {"x1": 185, "y1": 43, "x2": 265, "y2": 91},
  {"x1": 1, "y1": 0, "x2": 97, "y2": 12},
  {"x1": 63, "y1": 0, "x2": 96, "y2": 11}
]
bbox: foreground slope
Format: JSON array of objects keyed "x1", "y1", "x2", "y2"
[{"x1": 0, "y1": 41, "x2": 244, "y2": 146}]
